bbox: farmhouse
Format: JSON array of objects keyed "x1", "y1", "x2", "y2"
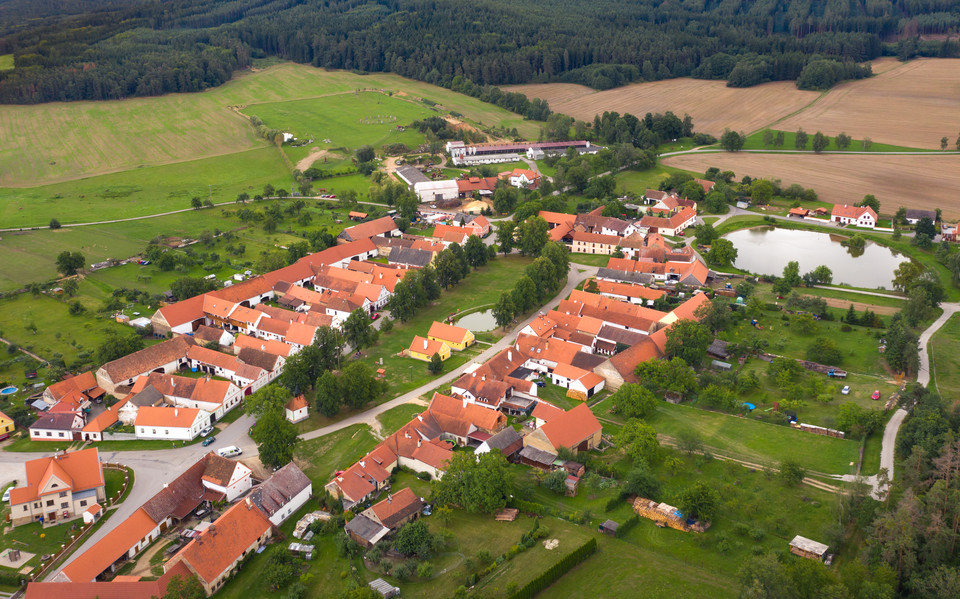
[
  {"x1": 134, "y1": 406, "x2": 210, "y2": 441},
  {"x1": 249, "y1": 462, "x2": 312, "y2": 526},
  {"x1": 337, "y1": 216, "x2": 401, "y2": 243},
  {"x1": 42, "y1": 371, "x2": 105, "y2": 409},
  {"x1": 501, "y1": 168, "x2": 541, "y2": 189},
  {"x1": 427, "y1": 321, "x2": 475, "y2": 351},
  {"x1": 636, "y1": 206, "x2": 698, "y2": 236},
  {"x1": 456, "y1": 176, "x2": 498, "y2": 198},
  {"x1": 413, "y1": 179, "x2": 459, "y2": 202},
  {"x1": 80, "y1": 400, "x2": 127, "y2": 442},
  {"x1": 130, "y1": 371, "x2": 243, "y2": 420},
  {"x1": 452, "y1": 213, "x2": 491, "y2": 237},
  {"x1": 25, "y1": 562, "x2": 195, "y2": 599},
  {"x1": 548, "y1": 362, "x2": 605, "y2": 399},
  {"x1": 475, "y1": 426, "x2": 524, "y2": 460},
  {"x1": 408, "y1": 336, "x2": 451, "y2": 362},
  {"x1": 831, "y1": 204, "x2": 877, "y2": 228},
  {"x1": 523, "y1": 403, "x2": 602, "y2": 454},
  {"x1": 905, "y1": 208, "x2": 937, "y2": 225},
  {"x1": 431, "y1": 224, "x2": 471, "y2": 245},
  {"x1": 96, "y1": 336, "x2": 194, "y2": 396},
  {"x1": 9, "y1": 448, "x2": 105, "y2": 527},
  {"x1": 29, "y1": 412, "x2": 84, "y2": 442},
  {"x1": 165, "y1": 499, "x2": 274, "y2": 596},
  {"x1": 362, "y1": 487, "x2": 424, "y2": 531},
  {"x1": 388, "y1": 247, "x2": 435, "y2": 268},
  {"x1": 571, "y1": 231, "x2": 622, "y2": 255}
]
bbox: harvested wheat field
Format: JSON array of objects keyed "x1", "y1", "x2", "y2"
[
  {"x1": 662, "y1": 153, "x2": 960, "y2": 216},
  {"x1": 507, "y1": 79, "x2": 819, "y2": 136},
  {"x1": 777, "y1": 59, "x2": 960, "y2": 150}
]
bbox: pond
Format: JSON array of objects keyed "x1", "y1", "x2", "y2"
[
  {"x1": 456, "y1": 309, "x2": 497, "y2": 332},
  {"x1": 725, "y1": 227, "x2": 906, "y2": 288}
]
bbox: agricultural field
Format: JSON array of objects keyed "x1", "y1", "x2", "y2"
[
  {"x1": 507, "y1": 79, "x2": 819, "y2": 136},
  {"x1": 0, "y1": 147, "x2": 290, "y2": 228},
  {"x1": 0, "y1": 63, "x2": 539, "y2": 188},
  {"x1": 242, "y1": 92, "x2": 435, "y2": 165},
  {"x1": 661, "y1": 152, "x2": 960, "y2": 217},
  {"x1": 776, "y1": 59, "x2": 960, "y2": 150}
]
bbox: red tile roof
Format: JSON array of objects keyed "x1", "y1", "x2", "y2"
[
  {"x1": 10, "y1": 448, "x2": 103, "y2": 506},
  {"x1": 409, "y1": 336, "x2": 447, "y2": 356},
  {"x1": 427, "y1": 321, "x2": 472, "y2": 345},
  {"x1": 539, "y1": 403, "x2": 602, "y2": 450},
  {"x1": 368, "y1": 487, "x2": 424, "y2": 529},
  {"x1": 172, "y1": 500, "x2": 272, "y2": 585},
  {"x1": 154, "y1": 293, "x2": 207, "y2": 329},
  {"x1": 233, "y1": 335, "x2": 293, "y2": 357},
  {"x1": 339, "y1": 216, "x2": 399, "y2": 242},
  {"x1": 134, "y1": 406, "x2": 202, "y2": 429},
  {"x1": 60, "y1": 507, "x2": 158, "y2": 582},
  {"x1": 29, "y1": 561, "x2": 194, "y2": 598}
]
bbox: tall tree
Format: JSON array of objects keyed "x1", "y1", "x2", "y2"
[
  {"x1": 493, "y1": 292, "x2": 514, "y2": 329},
  {"x1": 517, "y1": 216, "x2": 549, "y2": 257},
  {"x1": 664, "y1": 319, "x2": 712, "y2": 367},
  {"x1": 55, "y1": 251, "x2": 85, "y2": 276},
  {"x1": 315, "y1": 370, "x2": 342, "y2": 418},
  {"x1": 250, "y1": 405, "x2": 300, "y2": 468},
  {"x1": 432, "y1": 451, "x2": 510, "y2": 513},
  {"x1": 342, "y1": 308, "x2": 376, "y2": 350}
]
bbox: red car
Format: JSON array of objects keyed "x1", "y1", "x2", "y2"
[
  {"x1": 370, "y1": 313, "x2": 380, "y2": 321},
  {"x1": 871, "y1": 390, "x2": 881, "y2": 401}
]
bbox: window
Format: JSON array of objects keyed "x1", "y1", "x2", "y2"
[
  {"x1": 46, "y1": 432, "x2": 52, "y2": 437},
  {"x1": 22, "y1": 506, "x2": 27, "y2": 511},
  {"x1": 59, "y1": 491, "x2": 67, "y2": 497},
  {"x1": 152, "y1": 429, "x2": 157, "y2": 434},
  {"x1": 61, "y1": 502, "x2": 68, "y2": 509},
  {"x1": 46, "y1": 500, "x2": 54, "y2": 507},
  {"x1": 80, "y1": 500, "x2": 87, "y2": 507},
  {"x1": 59, "y1": 432, "x2": 65, "y2": 437}
]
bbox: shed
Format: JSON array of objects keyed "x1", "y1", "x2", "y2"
[
  {"x1": 711, "y1": 360, "x2": 732, "y2": 371},
  {"x1": 599, "y1": 519, "x2": 619, "y2": 536},
  {"x1": 518, "y1": 445, "x2": 558, "y2": 471},
  {"x1": 369, "y1": 578, "x2": 400, "y2": 599},
  {"x1": 706, "y1": 338, "x2": 730, "y2": 360},
  {"x1": 789, "y1": 535, "x2": 830, "y2": 561},
  {"x1": 344, "y1": 514, "x2": 390, "y2": 548}
]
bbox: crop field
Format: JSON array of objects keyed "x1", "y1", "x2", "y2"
[
  {"x1": 507, "y1": 78, "x2": 818, "y2": 136},
  {"x1": 0, "y1": 147, "x2": 290, "y2": 228},
  {"x1": 777, "y1": 59, "x2": 960, "y2": 150},
  {"x1": 0, "y1": 63, "x2": 539, "y2": 188},
  {"x1": 661, "y1": 152, "x2": 960, "y2": 216},
  {"x1": 242, "y1": 92, "x2": 434, "y2": 163}
]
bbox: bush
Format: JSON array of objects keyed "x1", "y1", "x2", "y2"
[
  {"x1": 614, "y1": 515, "x2": 640, "y2": 538},
  {"x1": 394, "y1": 561, "x2": 413, "y2": 580},
  {"x1": 417, "y1": 561, "x2": 434, "y2": 579}
]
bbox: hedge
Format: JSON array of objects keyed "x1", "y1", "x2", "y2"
[
  {"x1": 509, "y1": 498, "x2": 546, "y2": 516},
  {"x1": 0, "y1": 571, "x2": 23, "y2": 587},
  {"x1": 505, "y1": 537, "x2": 598, "y2": 599},
  {"x1": 614, "y1": 515, "x2": 640, "y2": 538}
]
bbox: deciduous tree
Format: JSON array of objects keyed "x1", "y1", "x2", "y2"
[
  {"x1": 664, "y1": 319, "x2": 712, "y2": 367},
  {"x1": 610, "y1": 384, "x2": 658, "y2": 419}
]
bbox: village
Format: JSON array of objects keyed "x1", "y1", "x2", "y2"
[{"x1": 0, "y1": 128, "x2": 954, "y2": 599}]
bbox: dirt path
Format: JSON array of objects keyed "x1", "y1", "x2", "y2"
[
  {"x1": 808, "y1": 296, "x2": 901, "y2": 315},
  {"x1": 127, "y1": 537, "x2": 170, "y2": 577},
  {"x1": 295, "y1": 148, "x2": 337, "y2": 172}
]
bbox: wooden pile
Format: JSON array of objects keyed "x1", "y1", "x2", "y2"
[
  {"x1": 495, "y1": 508, "x2": 519, "y2": 522},
  {"x1": 632, "y1": 497, "x2": 706, "y2": 533}
]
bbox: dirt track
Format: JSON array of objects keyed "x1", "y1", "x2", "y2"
[
  {"x1": 808, "y1": 296, "x2": 901, "y2": 315},
  {"x1": 662, "y1": 152, "x2": 960, "y2": 217}
]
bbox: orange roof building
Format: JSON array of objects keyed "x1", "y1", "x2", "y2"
[
  {"x1": 524, "y1": 403, "x2": 602, "y2": 454},
  {"x1": 166, "y1": 499, "x2": 273, "y2": 595},
  {"x1": 134, "y1": 406, "x2": 210, "y2": 441},
  {"x1": 10, "y1": 447, "x2": 106, "y2": 527},
  {"x1": 408, "y1": 336, "x2": 451, "y2": 362},
  {"x1": 427, "y1": 321, "x2": 475, "y2": 351}
]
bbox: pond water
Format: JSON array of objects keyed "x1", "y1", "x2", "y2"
[
  {"x1": 457, "y1": 309, "x2": 497, "y2": 331},
  {"x1": 725, "y1": 227, "x2": 906, "y2": 288}
]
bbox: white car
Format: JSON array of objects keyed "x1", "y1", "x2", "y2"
[
  {"x1": 217, "y1": 446, "x2": 242, "y2": 458},
  {"x1": 841, "y1": 385, "x2": 851, "y2": 395},
  {"x1": 199, "y1": 425, "x2": 214, "y2": 437},
  {"x1": 2, "y1": 486, "x2": 11, "y2": 503}
]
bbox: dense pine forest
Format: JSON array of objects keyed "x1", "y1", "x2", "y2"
[{"x1": 0, "y1": 0, "x2": 959, "y2": 103}]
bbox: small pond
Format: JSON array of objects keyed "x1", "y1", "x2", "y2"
[
  {"x1": 725, "y1": 227, "x2": 906, "y2": 288},
  {"x1": 456, "y1": 309, "x2": 497, "y2": 332}
]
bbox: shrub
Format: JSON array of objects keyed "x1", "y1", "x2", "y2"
[{"x1": 417, "y1": 561, "x2": 434, "y2": 579}]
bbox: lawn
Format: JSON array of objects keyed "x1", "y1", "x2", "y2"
[
  {"x1": 930, "y1": 313, "x2": 960, "y2": 401},
  {"x1": 0, "y1": 519, "x2": 86, "y2": 571},
  {"x1": 295, "y1": 424, "x2": 380, "y2": 487},
  {"x1": 376, "y1": 403, "x2": 428, "y2": 436},
  {"x1": 593, "y1": 400, "x2": 860, "y2": 475},
  {"x1": 567, "y1": 253, "x2": 611, "y2": 267},
  {"x1": 242, "y1": 92, "x2": 434, "y2": 161},
  {"x1": 0, "y1": 147, "x2": 290, "y2": 228},
  {"x1": 613, "y1": 165, "x2": 695, "y2": 197}
]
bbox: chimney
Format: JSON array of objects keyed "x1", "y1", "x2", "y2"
[
  {"x1": 423, "y1": 339, "x2": 428, "y2": 350},
  {"x1": 245, "y1": 497, "x2": 252, "y2": 509},
  {"x1": 359, "y1": 460, "x2": 366, "y2": 468},
  {"x1": 462, "y1": 396, "x2": 468, "y2": 409},
  {"x1": 210, "y1": 524, "x2": 217, "y2": 535},
  {"x1": 417, "y1": 439, "x2": 421, "y2": 448},
  {"x1": 174, "y1": 408, "x2": 178, "y2": 417},
  {"x1": 481, "y1": 375, "x2": 486, "y2": 382},
  {"x1": 507, "y1": 350, "x2": 512, "y2": 362}
]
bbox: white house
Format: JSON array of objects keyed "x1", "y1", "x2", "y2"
[
  {"x1": 201, "y1": 456, "x2": 253, "y2": 502},
  {"x1": 548, "y1": 363, "x2": 606, "y2": 399},
  {"x1": 831, "y1": 204, "x2": 877, "y2": 228},
  {"x1": 134, "y1": 407, "x2": 210, "y2": 441},
  {"x1": 250, "y1": 462, "x2": 313, "y2": 526}
]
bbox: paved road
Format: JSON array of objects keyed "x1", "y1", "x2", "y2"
[{"x1": 301, "y1": 264, "x2": 600, "y2": 441}]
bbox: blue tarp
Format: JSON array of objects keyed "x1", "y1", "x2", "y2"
[{"x1": 743, "y1": 402, "x2": 756, "y2": 411}]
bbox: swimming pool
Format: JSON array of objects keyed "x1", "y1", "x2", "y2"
[{"x1": 0, "y1": 386, "x2": 18, "y2": 395}]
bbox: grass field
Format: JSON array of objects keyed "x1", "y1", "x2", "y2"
[
  {"x1": 507, "y1": 79, "x2": 819, "y2": 136},
  {"x1": 735, "y1": 129, "x2": 930, "y2": 153},
  {"x1": 776, "y1": 58, "x2": 960, "y2": 150},
  {"x1": 662, "y1": 152, "x2": 960, "y2": 218},
  {"x1": 0, "y1": 147, "x2": 290, "y2": 228},
  {"x1": 242, "y1": 92, "x2": 434, "y2": 163},
  {"x1": 613, "y1": 165, "x2": 693, "y2": 196},
  {"x1": 593, "y1": 400, "x2": 861, "y2": 474},
  {"x1": 930, "y1": 313, "x2": 960, "y2": 401},
  {"x1": 0, "y1": 63, "x2": 539, "y2": 188},
  {"x1": 0, "y1": 54, "x2": 12, "y2": 71},
  {"x1": 376, "y1": 403, "x2": 428, "y2": 436}
]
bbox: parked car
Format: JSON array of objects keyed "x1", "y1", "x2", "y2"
[
  {"x1": 871, "y1": 390, "x2": 882, "y2": 401},
  {"x1": 841, "y1": 386, "x2": 850, "y2": 395},
  {"x1": 2, "y1": 486, "x2": 12, "y2": 503},
  {"x1": 218, "y1": 445, "x2": 242, "y2": 458},
  {"x1": 202, "y1": 436, "x2": 216, "y2": 447},
  {"x1": 371, "y1": 312, "x2": 380, "y2": 321},
  {"x1": 199, "y1": 425, "x2": 214, "y2": 437}
]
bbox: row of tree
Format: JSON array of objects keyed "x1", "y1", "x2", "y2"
[{"x1": 493, "y1": 240, "x2": 570, "y2": 328}]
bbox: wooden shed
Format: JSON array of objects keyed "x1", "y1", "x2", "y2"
[{"x1": 789, "y1": 535, "x2": 829, "y2": 561}]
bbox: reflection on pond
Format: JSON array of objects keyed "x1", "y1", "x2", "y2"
[
  {"x1": 456, "y1": 309, "x2": 497, "y2": 331},
  {"x1": 725, "y1": 227, "x2": 905, "y2": 288}
]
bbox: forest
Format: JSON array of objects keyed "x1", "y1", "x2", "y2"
[{"x1": 0, "y1": 0, "x2": 958, "y2": 103}]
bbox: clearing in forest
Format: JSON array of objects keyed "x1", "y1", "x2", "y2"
[
  {"x1": 777, "y1": 58, "x2": 960, "y2": 150},
  {"x1": 507, "y1": 79, "x2": 818, "y2": 137},
  {"x1": 662, "y1": 152, "x2": 960, "y2": 217}
]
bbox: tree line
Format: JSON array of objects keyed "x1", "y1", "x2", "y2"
[{"x1": 2, "y1": 0, "x2": 959, "y2": 103}]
